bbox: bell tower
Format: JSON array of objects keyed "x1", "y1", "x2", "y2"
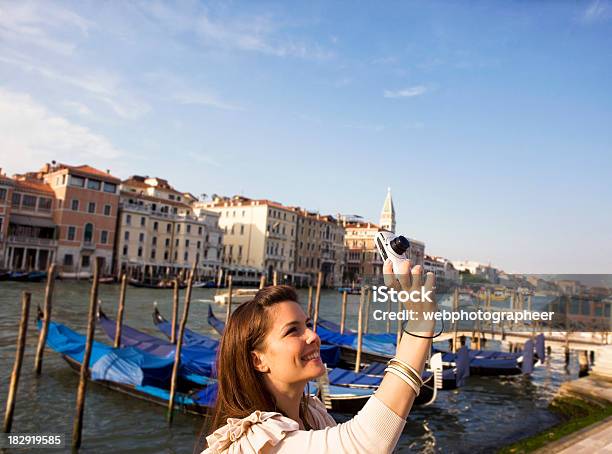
[{"x1": 379, "y1": 187, "x2": 396, "y2": 233}]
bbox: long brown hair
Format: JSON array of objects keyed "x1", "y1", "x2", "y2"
[{"x1": 195, "y1": 285, "x2": 314, "y2": 452}]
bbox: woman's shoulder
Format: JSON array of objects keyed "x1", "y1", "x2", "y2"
[
  {"x1": 203, "y1": 410, "x2": 299, "y2": 454},
  {"x1": 306, "y1": 396, "x2": 337, "y2": 429}
]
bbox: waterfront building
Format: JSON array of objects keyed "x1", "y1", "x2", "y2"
[
  {"x1": 41, "y1": 163, "x2": 120, "y2": 277},
  {"x1": 343, "y1": 220, "x2": 385, "y2": 282},
  {"x1": 452, "y1": 260, "x2": 499, "y2": 283},
  {"x1": 203, "y1": 195, "x2": 298, "y2": 284},
  {"x1": 2, "y1": 173, "x2": 57, "y2": 271},
  {"x1": 424, "y1": 255, "x2": 459, "y2": 283},
  {"x1": 291, "y1": 208, "x2": 345, "y2": 287},
  {"x1": 115, "y1": 176, "x2": 222, "y2": 280}
]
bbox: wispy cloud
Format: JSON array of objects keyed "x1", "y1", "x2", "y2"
[
  {"x1": 0, "y1": 2, "x2": 93, "y2": 56},
  {"x1": 144, "y1": 71, "x2": 243, "y2": 111},
  {"x1": 0, "y1": 52, "x2": 150, "y2": 119},
  {"x1": 582, "y1": 0, "x2": 612, "y2": 23},
  {"x1": 383, "y1": 85, "x2": 428, "y2": 99},
  {"x1": 139, "y1": 2, "x2": 333, "y2": 60},
  {"x1": 0, "y1": 88, "x2": 122, "y2": 174}
]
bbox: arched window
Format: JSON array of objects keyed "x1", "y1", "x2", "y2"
[{"x1": 84, "y1": 223, "x2": 94, "y2": 243}]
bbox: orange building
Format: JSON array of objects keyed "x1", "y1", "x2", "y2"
[{"x1": 37, "y1": 163, "x2": 121, "y2": 277}]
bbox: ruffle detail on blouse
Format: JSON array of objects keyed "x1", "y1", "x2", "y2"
[{"x1": 204, "y1": 411, "x2": 299, "y2": 454}]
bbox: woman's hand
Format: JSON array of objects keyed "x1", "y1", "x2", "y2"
[{"x1": 383, "y1": 259, "x2": 438, "y2": 336}]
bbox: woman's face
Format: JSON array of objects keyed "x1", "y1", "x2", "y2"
[{"x1": 252, "y1": 301, "x2": 325, "y2": 385}]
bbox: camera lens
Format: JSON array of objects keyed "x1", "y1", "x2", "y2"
[{"x1": 390, "y1": 235, "x2": 410, "y2": 255}]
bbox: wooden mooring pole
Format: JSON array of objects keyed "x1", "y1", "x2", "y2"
[
  {"x1": 259, "y1": 274, "x2": 266, "y2": 290},
  {"x1": 3, "y1": 292, "x2": 31, "y2": 433},
  {"x1": 114, "y1": 273, "x2": 127, "y2": 348},
  {"x1": 340, "y1": 291, "x2": 348, "y2": 334},
  {"x1": 364, "y1": 288, "x2": 371, "y2": 334},
  {"x1": 306, "y1": 286, "x2": 313, "y2": 319},
  {"x1": 355, "y1": 287, "x2": 366, "y2": 373},
  {"x1": 273, "y1": 270, "x2": 278, "y2": 286},
  {"x1": 171, "y1": 278, "x2": 180, "y2": 344},
  {"x1": 34, "y1": 264, "x2": 55, "y2": 374},
  {"x1": 167, "y1": 265, "x2": 195, "y2": 423},
  {"x1": 72, "y1": 257, "x2": 102, "y2": 450},
  {"x1": 313, "y1": 272, "x2": 322, "y2": 332},
  {"x1": 225, "y1": 276, "x2": 233, "y2": 322}
]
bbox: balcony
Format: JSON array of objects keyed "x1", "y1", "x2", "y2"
[{"x1": 7, "y1": 236, "x2": 57, "y2": 247}]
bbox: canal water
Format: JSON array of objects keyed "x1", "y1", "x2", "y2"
[{"x1": 0, "y1": 281, "x2": 580, "y2": 453}]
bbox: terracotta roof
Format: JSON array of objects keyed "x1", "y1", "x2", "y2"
[
  {"x1": 14, "y1": 179, "x2": 54, "y2": 195},
  {"x1": 57, "y1": 164, "x2": 121, "y2": 182},
  {"x1": 344, "y1": 221, "x2": 380, "y2": 229}
]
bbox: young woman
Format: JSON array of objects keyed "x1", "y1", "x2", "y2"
[{"x1": 198, "y1": 259, "x2": 438, "y2": 453}]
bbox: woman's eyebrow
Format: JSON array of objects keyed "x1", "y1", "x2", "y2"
[{"x1": 281, "y1": 320, "x2": 301, "y2": 330}]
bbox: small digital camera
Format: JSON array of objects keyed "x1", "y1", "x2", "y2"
[{"x1": 375, "y1": 231, "x2": 410, "y2": 275}]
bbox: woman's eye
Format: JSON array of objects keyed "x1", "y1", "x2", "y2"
[
  {"x1": 306, "y1": 321, "x2": 313, "y2": 329},
  {"x1": 286, "y1": 327, "x2": 297, "y2": 335}
]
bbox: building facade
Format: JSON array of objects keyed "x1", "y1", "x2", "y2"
[
  {"x1": 115, "y1": 176, "x2": 222, "y2": 280},
  {"x1": 292, "y1": 208, "x2": 345, "y2": 287},
  {"x1": 204, "y1": 196, "x2": 299, "y2": 284}
]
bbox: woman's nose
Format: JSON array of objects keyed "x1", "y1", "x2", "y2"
[{"x1": 305, "y1": 328, "x2": 319, "y2": 345}]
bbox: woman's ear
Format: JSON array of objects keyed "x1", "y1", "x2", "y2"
[{"x1": 251, "y1": 350, "x2": 270, "y2": 373}]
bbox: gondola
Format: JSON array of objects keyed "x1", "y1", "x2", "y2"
[
  {"x1": 4, "y1": 270, "x2": 48, "y2": 282},
  {"x1": 314, "y1": 316, "x2": 540, "y2": 377},
  {"x1": 128, "y1": 278, "x2": 188, "y2": 289},
  {"x1": 37, "y1": 309, "x2": 216, "y2": 416}
]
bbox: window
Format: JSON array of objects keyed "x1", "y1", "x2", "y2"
[
  {"x1": 185, "y1": 239, "x2": 190, "y2": 247},
  {"x1": 0, "y1": 188, "x2": 6, "y2": 201},
  {"x1": 103, "y1": 182, "x2": 117, "y2": 193},
  {"x1": 69, "y1": 175, "x2": 85, "y2": 187},
  {"x1": 104, "y1": 205, "x2": 111, "y2": 216},
  {"x1": 165, "y1": 238, "x2": 170, "y2": 247},
  {"x1": 198, "y1": 226, "x2": 202, "y2": 235},
  {"x1": 152, "y1": 236, "x2": 157, "y2": 246},
  {"x1": 83, "y1": 223, "x2": 94, "y2": 243},
  {"x1": 138, "y1": 247, "x2": 143, "y2": 257},
  {"x1": 88, "y1": 202, "x2": 96, "y2": 213},
  {"x1": 38, "y1": 198, "x2": 52, "y2": 211},
  {"x1": 101, "y1": 231, "x2": 108, "y2": 244},
  {"x1": 151, "y1": 250, "x2": 156, "y2": 259},
  {"x1": 140, "y1": 217, "x2": 145, "y2": 227},
  {"x1": 164, "y1": 251, "x2": 169, "y2": 260},
  {"x1": 68, "y1": 226, "x2": 76, "y2": 241},
  {"x1": 153, "y1": 221, "x2": 158, "y2": 231},
  {"x1": 197, "y1": 241, "x2": 201, "y2": 249},
  {"x1": 81, "y1": 255, "x2": 90, "y2": 268},
  {"x1": 64, "y1": 254, "x2": 73, "y2": 266},
  {"x1": 87, "y1": 179, "x2": 101, "y2": 190},
  {"x1": 22, "y1": 195, "x2": 37, "y2": 209},
  {"x1": 177, "y1": 225, "x2": 181, "y2": 233},
  {"x1": 123, "y1": 246, "x2": 128, "y2": 256},
  {"x1": 240, "y1": 225, "x2": 244, "y2": 235},
  {"x1": 71, "y1": 199, "x2": 79, "y2": 211},
  {"x1": 175, "y1": 239, "x2": 179, "y2": 247},
  {"x1": 124, "y1": 231, "x2": 130, "y2": 241},
  {"x1": 184, "y1": 251, "x2": 188, "y2": 261},
  {"x1": 187, "y1": 225, "x2": 191, "y2": 234},
  {"x1": 166, "y1": 223, "x2": 171, "y2": 233},
  {"x1": 238, "y1": 245, "x2": 243, "y2": 257},
  {"x1": 12, "y1": 192, "x2": 21, "y2": 207},
  {"x1": 139, "y1": 233, "x2": 144, "y2": 242},
  {"x1": 126, "y1": 214, "x2": 131, "y2": 225}
]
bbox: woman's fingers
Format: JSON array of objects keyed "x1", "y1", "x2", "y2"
[
  {"x1": 424, "y1": 271, "x2": 435, "y2": 293},
  {"x1": 383, "y1": 259, "x2": 402, "y2": 291},
  {"x1": 410, "y1": 264, "x2": 423, "y2": 292},
  {"x1": 396, "y1": 259, "x2": 412, "y2": 291}
]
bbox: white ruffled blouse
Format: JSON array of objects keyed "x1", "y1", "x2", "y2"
[{"x1": 202, "y1": 395, "x2": 405, "y2": 454}]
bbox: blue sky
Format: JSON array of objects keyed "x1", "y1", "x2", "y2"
[{"x1": 1, "y1": 0, "x2": 611, "y2": 273}]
